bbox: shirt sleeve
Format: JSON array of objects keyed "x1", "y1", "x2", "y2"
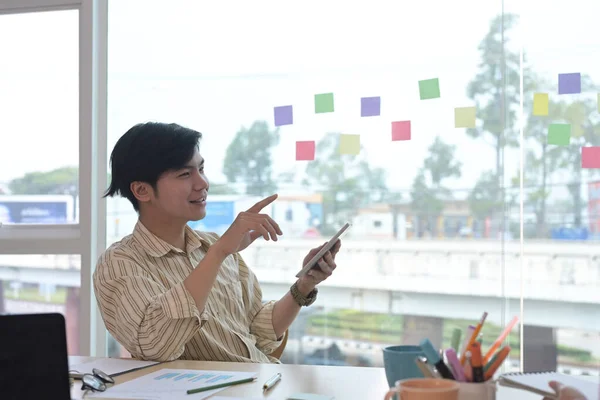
[
  {"x1": 93, "y1": 256, "x2": 209, "y2": 362},
  {"x1": 236, "y1": 253, "x2": 283, "y2": 356}
]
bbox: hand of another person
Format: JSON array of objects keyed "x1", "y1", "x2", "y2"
[
  {"x1": 213, "y1": 194, "x2": 282, "y2": 257},
  {"x1": 296, "y1": 239, "x2": 341, "y2": 293},
  {"x1": 543, "y1": 381, "x2": 587, "y2": 400}
]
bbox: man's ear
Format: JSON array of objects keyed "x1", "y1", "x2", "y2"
[{"x1": 130, "y1": 181, "x2": 153, "y2": 204}]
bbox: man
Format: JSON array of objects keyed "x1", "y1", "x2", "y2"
[{"x1": 94, "y1": 122, "x2": 341, "y2": 363}]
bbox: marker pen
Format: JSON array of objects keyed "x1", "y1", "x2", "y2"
[
  {"x1": 469, "y1": 341, "x2": 485, "y2": 382},
  {"x1": 420, "y1": 338, "x2": 455, "y2": 380}
]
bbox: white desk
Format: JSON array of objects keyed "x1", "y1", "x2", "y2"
[{"x1": 70, "y1": 357, "x2": 543, "y2": 399}]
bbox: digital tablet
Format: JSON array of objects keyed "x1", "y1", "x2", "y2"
[{"x1": 295, "y1": 222, "x2": 351, "y2": 278}]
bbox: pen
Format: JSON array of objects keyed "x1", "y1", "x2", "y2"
[
  {"x1": 460, "y1": 312, "x2": 488, "y2": 365},
  {"x1": 186, "y1": 377, "x2": 255, "y2": 394},
  {"x1": 415, "y1": 356, "x2": 435, "y2": 378},
  {"x1": 444, "y1": 348, "x2": 466, "y2": 382},
  {"x1": 484, "y1": 346, "x2": 511, "y2": 380},
  {"x1": 459, "y1": 325, "x2": 475, "y2": 355},
  {"x1": 469, "y1": 341, "x2": 484, "y2": 383},
  {"x1": 483, "y1": 316, "x2": 518, "y2": 364},
  {"x1": 420, "y1": 338, "x2": 455, "y2": 380},
  {"x1": 263, "y1": 373, "x2": 282, "y2": 392}
]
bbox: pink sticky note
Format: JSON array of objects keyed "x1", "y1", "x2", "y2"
[
  {"x1": 296, "y1": 141, "x2": 315, "y2": 161},
  {"x1": 582, "y1": 147, "x2": 600, "y2": 169},
  {"x1": 392, "y1": 121, "x2": 411, "y2": 141}
]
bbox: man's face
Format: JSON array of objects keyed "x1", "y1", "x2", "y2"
[{"x1": 149, "y1": 149, "x2": 209, "y2": 223}]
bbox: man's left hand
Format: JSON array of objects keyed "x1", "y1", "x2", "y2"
[{"x1": 297, "y1": 239, "x2": 342, "y2": 295}]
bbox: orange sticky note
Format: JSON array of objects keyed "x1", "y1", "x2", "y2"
[
  {"x1": 392, "y1": 121, "x2": 411, "y2": 141},
  {"x1": 296, "y1": 141, "x2": 315, "y2": 161}
]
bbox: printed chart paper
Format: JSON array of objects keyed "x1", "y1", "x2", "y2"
[{"x1": 87, "y1": 369, "x2": 256, "y2": 400}]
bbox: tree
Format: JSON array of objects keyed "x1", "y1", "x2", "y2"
[
  {"x1": 411, "y1": 137, "x2": 462, "y2": 237},
  {"x1": 304, "y1": 132, "x2": 391, "y2": 234},
  {"x1": 469, "y1": 170, "x2": 502, "y2": 221},
  {"x1": 522, "y1": 78, "x2": 564, "y2": 237},
  {"x1": 223, "y1": 121, "x2": 279, "y2": 196},
  {"x1": 9, "y1": 167, "x2": 78, "y2": 195},
  {"x1": 410, "y1": 169, "x2": 443, "y2": 237},
  {"x1": 527, "y1": 75, "x2": 600, "y2": 229},
  {"x1": 423, "y1": 137, "x2": 462, "y2": 189},
  {"x1": 466, "y1": 14, "x2": 522, "y2": 179}
]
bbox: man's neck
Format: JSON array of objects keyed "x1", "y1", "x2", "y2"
[{"x1": 139, "y1": 212, "x2": 187, "y2": 251}]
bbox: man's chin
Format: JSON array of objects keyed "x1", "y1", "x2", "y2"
[{"x1": 189, "y1": 212, "x2": 206, "y2": 222}]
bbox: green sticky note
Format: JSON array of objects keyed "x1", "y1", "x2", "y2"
[
  {"x1": 548, "y1": 124, "x2": 571, "y2": 146},
  {"x1": 339, "y1": 134, "x2": 360, "y2": 155},
  {"x1": 455, "y1": 106, "x2": 476, "y2": 128},
  {"x1": 419, "y1": 78, "x2": 440, "y2": 100},
  {"x1": 314, "y1": 92, "x2": 334, "y2": 113}
]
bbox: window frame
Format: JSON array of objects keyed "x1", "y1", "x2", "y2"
[{"x1": 0, "y1": 0, "x2": 108, "y2": 357}]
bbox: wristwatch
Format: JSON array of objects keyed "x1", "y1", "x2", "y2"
[{"x1": 290, "y1": 282, "x2": 318, "y2": 307}]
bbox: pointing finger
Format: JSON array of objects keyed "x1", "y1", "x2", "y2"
[{"x1": 246, "y1": 194, "x2": 278, "y2": 213}]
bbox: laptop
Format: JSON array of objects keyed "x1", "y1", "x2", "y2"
[{"x1": 0, "y1": 313, "x2": 71, "y2": 400}]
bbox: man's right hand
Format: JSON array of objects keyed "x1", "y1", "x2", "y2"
[{"x1": 212, "y1": 194, "x2": 282, "y2": 257}]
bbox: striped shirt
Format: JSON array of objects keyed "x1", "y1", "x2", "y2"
[{"x1": 93, "y1": 221, "x2": 282, "y2": 363}]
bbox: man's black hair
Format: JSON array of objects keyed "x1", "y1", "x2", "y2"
[{"x1": 104, "y1": 122, "x2": 202, "y2": 211}]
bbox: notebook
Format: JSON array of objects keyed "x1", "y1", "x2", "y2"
[{"x1": 498, "y1": 371, "x2": 600, "y2": 400}]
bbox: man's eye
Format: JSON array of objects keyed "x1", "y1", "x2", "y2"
[{"x1": 180, "y1": 172, "x2": 190, "y2": 177}]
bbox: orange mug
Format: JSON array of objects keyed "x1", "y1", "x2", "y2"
[{"x1": 384, "y1": 378, "x2": 460, "y2": 400}]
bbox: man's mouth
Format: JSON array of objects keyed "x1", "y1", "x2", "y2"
[{"x1": 189, "y1": 196, "x2": 206, "y2": 204}]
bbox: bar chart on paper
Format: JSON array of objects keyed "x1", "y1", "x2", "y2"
[{"x1": 87, "y1": 369, "x2": 257, "y2": 400}]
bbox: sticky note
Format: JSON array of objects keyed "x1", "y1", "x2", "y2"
[
  {"x1": 274, "y1": 105, "x2": 293, "y2": 126},
  {"x1": 296, "y1": 141, "x2": 315, "y2": 161},
  {"x1": 548, "y1": 124, "x2": 571, "y2": 145},
  {"x1": 419, "y1": 78, "x2": 440, "y2": 100},
  {"x1": 339, "y1": 134, "x2": 360, "y2": 155},
  {"x1": 454, "y1": 107, "x2": 476, "y2": 128},
  {"x1": 361, "y1": 96, "x2": 380, "y2": 117},
  {"x1": 392, "y1": 121, "x2": 411, "y2": 141},
  {"x1": 533, "y1": 93, "x2": 549, "y2": 116},
  {"x1": 558, "y1": 73, "x2": 581, "y2": 94},
  {"x1": 314, "y1": 93, "x2": 334, "y2": 113},
  {"x1": 582, "y1": 147, "x2": 600, "y2": 168}
]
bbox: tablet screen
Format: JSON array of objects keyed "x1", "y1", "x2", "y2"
[{"x1": 295, "y1": 222, "x2": 351, "y2": 278}]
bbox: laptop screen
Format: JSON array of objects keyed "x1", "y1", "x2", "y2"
[{"x1": 0, "y1": 313, "x2": 71, "y2": 400}]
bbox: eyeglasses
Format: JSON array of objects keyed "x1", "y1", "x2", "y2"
[{"x1": 69, "y1": 368, "x2": 115, "y2": 392}]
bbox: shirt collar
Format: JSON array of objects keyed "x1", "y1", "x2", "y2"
[{"x1": 133, "y1": 220, "x2": 208, "y2": 257}]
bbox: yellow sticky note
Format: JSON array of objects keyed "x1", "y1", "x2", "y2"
[
  {"x1": 533, "y1": 93, "x2": 549, "y2": 116},
  {"x1": 339, "y1": 134, "x2": 360, "y2": 155},
  {"x1": 454, "y1": 107, "x2": 476, "y2": 128}
]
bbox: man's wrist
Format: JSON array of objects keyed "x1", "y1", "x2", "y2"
[
  {"x1": 206, "y1": 244, "x2": 229, "y2": 264},
  {"x1": 290, "y1": 281, "x2": 318, "y2": 307},
  {"x1": 295, "y1": 280, "x2": 315, "y2": 296}
]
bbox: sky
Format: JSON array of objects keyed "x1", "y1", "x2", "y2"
[{"x1": 0, "y1": 0, "x2": 599, "y2": 200}]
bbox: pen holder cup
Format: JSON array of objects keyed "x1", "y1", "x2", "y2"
[{"x1": 457, "y1": 380, "x2": 497, "y2": 400}]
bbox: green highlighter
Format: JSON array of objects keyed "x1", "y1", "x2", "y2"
[
  {"x1": 451, "y1": 328, "x2": 462, "y2": 352},
  {"x1": 186, "y1": 377, "x2": 255, "y2": 395}
]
